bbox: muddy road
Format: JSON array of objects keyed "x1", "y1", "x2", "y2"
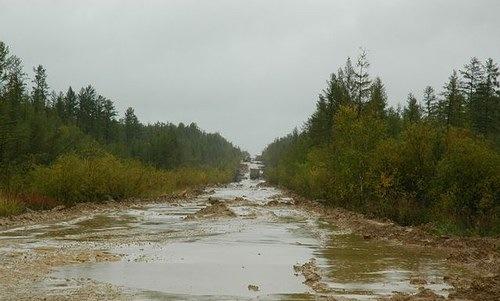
[{"x1": 0, "y1": 162, "x2": 495, "y2": 300}]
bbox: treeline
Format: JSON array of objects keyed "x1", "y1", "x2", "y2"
[
  {"x1": 262, "y1": 50, "x2": 499, "y2": 235},
  {"x1": 0, "y1": 41, "x2": 243, "y2": 215}
]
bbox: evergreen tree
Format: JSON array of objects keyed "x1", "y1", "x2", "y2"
[
  {"x1": 63, "y1": 87, "x2": 78, "y2": 121},
  {"x1": 353, "y1": 48, "x2": 371, "y2": 112},
  {"x1": 32, "y1": 65, "x2": 49, "y2": 111},
  {"x1": 460, "y1": 57, "x2": 484, "y2": 101},
  {"x1": 97, "y1": 95, "x2": 117, "y2": 142},
  {"x1": 339, "y1": 57, "x2": 356, "y2": 103},
  {"x1": 307, "y1": 73, "x2": 345, "y2": 145},
  {"x1": 77, "y1": 85, "x2": 98, "y2": 135},
  {"x1": 403, "y1": 93, "x2": 421, "y2": 123},
  {"x1": 472, "y1": 59, "x2": 499, "y2": 136},
  {"x1": 0, "y1": 41, "x2": 9, "y2": 92},
  {"x1": 53, "y1": 91, "x2": 66, "y2": 119},
  {"x1": 124, "y1": 107, "x2": 140, "y2": 144},
  {"x1": 366, "y1": 77, "x2": 387, "y2": 118},
  {"x1": 4, "y1": 56, "x2": 25, "y2": 120},
  {"x1": 439, "y1": 70, "x2": 465, "y2": 127},
  {"x1": 422, "y1": 86, "x2": 437, "y2": 119}
]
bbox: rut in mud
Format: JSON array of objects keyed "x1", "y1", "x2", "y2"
[{"x1": 0, "y1": 162, "x2": 474, "y2": 300}]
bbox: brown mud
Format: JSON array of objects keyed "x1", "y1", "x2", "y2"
[
  {"x1": 284, "y1": 191, "x2": 499, "y2": 301},
  {"x1": 0, "y1": 189, "x2": 203, "y2": 230}
]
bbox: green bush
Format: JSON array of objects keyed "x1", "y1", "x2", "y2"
[{"x1": 434, "y1": 129, "x2": 499, "y2": 234}]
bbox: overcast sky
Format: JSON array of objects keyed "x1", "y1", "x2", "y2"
[{"x1": 1, "y1": 0, "x2": 499, "y2": 154}]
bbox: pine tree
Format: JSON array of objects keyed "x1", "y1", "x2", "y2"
[
  {"x1": 97, "y1": 95, "x2": 117, "y2": 142},
  {"x1": 403, "y1": 93, "x2": 421, "y2": 123},
  {"x1": 472, "y1": 59, "x2": 499, "y2": 135},
  {"x1": 307, "y1": 73, "x2": 346, "y2": 145},
  {"x1": 124, "y1": 107, "x2": 140, "y2": 143},
  {"x1": 0, "y1": 41, "x2": 9, "y2": 92},
  {"x1": 422, "y1": 86, "x2": 437, "y2": 119},
  {"x1": 353, "y1": 48, "x2": 371, "y2": 113},
  {"x1": 63, "y1": 87, "x2": 78, "y2": 121},
  {"x1": 53, "y1": 91, "x2": 65, "y2": 118},
  {"x1": 32, "y1": 65, "x2": 49, "y2": 112},
  {"x1": 4, "y1": 56, "x2": 25, "y2": 120},
  {"x1": 366, "y1": 77, "x2": 387, "y2": 118},
  {"x1": 439, "y1": 70, "x2": 465, "y2": 127},
  {"x1": 77, "y1": 85, "x2": 98, "y2": 135},
  {"x1": 339, "y1": 57, "x2": 356, "y2": 104},
  {"x1": 483, "y1": 58, "x2": 499, "y2": 93},
  {"x1": 460, "y1": 57, "x2": 484, "y2": 101}
]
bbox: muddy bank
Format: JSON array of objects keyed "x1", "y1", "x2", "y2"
[
  {"x1": 0, "y1": 246, "x2": 123, "y2": 300},
  {"x1": 0, "y1": 188, "x2": 205, "y2": 231},
  {"x1": 282, "y1": 191, "x2": 499, "y2": 300}
]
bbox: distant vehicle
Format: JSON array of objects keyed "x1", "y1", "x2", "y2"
[{"x1": 250, "y1": 168, "x2": 261, "y2": 179}]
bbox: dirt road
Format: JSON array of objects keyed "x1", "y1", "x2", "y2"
[{"x1": 0, "y1": 162, "x2": 497, "y2": 300}]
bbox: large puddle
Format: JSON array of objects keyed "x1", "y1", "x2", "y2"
[{"x1": 0, "y1": 162, "x2": 459, "y2": 300}]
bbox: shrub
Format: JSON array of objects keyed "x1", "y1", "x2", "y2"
[
  {"x1": 30, "y1": 153, "x2": 174, "y2": 204},
  {"x1": 434, "y1": 129, "x2": 499, "y2": 234},
  {"x1": 0, "y1": 196, "x2": 25, "y2": 217},
  {"x1": 27, "y1": 152, "x2": 239, "y2": 206}
]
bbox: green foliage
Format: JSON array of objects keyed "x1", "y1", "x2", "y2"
[
  {"x1": 434, "y1": 129, "x2": 499, "y2": 234},
  {"x1": 263, "y1": 51, "x2": 500, "y2": 235}
]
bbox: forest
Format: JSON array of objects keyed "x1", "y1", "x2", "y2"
[
  {"x1": 262, "y1": 50, "x2": 499, "y2": 235},
  {"x1": 0, "y1": 41, "x2": 243, "y2": 216}
]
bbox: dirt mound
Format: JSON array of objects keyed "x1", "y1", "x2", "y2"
[
  {"x1": 293, "y1": 258, "x2": 329, "y2": 293},
  {"x1": 264, "y1": 199, "x2": 293, "y2": 207},
  {"x1": 448, "y1": 273, "x2": 499, "y2": 301},
  {"x1": 184, "y1": 199, "x2": 236, "y2": 220},
  {"x1": 228, "y1": 197, "x2": 252, "y2": 206},
  {"x1": 385, "y1": 288, "x2": 446, "y2": 300}
]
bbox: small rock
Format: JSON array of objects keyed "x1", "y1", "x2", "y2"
[{"x1": 248, "y1": 284, "x2": 259, "y2": 291}]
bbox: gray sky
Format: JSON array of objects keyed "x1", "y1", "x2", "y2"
[{"x1": 1, "y1": 0, "x2": 499, "y2": 154}]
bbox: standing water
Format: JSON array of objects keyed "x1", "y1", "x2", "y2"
[{"x1": 0, "y1": 161, "x2": 457, "y2": 300}]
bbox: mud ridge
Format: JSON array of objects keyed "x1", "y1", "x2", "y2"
[
  {"x1": 184, "y1": 198, "x2": 236, "y2": 220},
  {"x1": 293, "y1": 258, "x2": 330, "y2": 293}
]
